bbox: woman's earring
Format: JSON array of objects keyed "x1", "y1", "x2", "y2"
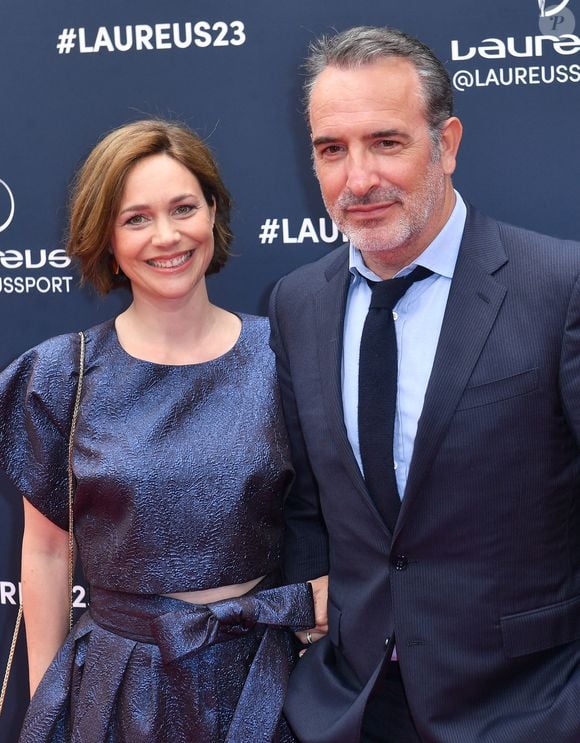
[{"x1": 112, "y1": 258, "x2": 120, "y2": 276}]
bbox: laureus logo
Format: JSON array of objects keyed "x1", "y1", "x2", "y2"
[
  {"x1": 538, "y1": 0, "x2": 571, "y2": 16},
  {"x1": 0, "y1": 179, "x2": 15, "y2": 233}
]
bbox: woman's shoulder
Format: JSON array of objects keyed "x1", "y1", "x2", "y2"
[
  {"x1": 237, "y1": 313, "x2": 273, "y2": 351},
  {"x1": 0, "y1": 333, "x2": 79, "y2": 392},
  {"x1": 238, "y1": 312, "x2": 270, "y2": 335},
  {"x1": 0, "y1": 319, "x2": 116, "y2": 409},
  {"x1": 4, "y1": 319, "x2": 113, "y2": 372}
]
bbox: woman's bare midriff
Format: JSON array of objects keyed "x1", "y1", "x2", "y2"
[{"x1": 163, "y1": 575, "x2": 265, "y2": 605}]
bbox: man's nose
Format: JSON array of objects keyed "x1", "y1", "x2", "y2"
[{"x1": 345, "y1": 153, "x2": 381, "y2": 196}]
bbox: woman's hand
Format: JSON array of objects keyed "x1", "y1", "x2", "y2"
[{"x1": 296, "y1": 575, "x2": 328, "y2": 649}]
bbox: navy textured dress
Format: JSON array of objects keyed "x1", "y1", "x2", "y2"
[{"x1": 0, "y1": 315, "x2": 313, "y2": 743}]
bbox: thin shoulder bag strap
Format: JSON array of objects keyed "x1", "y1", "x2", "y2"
[
  {"x1": 0, "y1": 606, "x2": 22, "y2": 715},
  {"x1": 0, "y1": 331, "x2": 86, "y2": 715},
  {"x1": 67, "y1": 331, "x2": 86, "y2": 630}
]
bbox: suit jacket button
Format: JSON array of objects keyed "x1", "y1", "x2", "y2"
[{"x1": 393, "y1": 555, "x2": 408, "y2": 570}]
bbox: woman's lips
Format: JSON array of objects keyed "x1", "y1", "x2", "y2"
[{"x1": 146, "y1": 250, "x2": 193, "y2": 269}]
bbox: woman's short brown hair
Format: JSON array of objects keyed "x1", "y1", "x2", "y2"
[{"x1": 67, "y1": 119, "x2": 233, "y2": 294}]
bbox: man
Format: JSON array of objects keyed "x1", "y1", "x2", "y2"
[{"x1": 269, "y1": 26, "x2": 580, "y2": 743}]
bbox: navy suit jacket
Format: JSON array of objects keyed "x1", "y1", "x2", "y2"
[{"x1": 269, "y1": 208, "x2": 580, "y2": 742}]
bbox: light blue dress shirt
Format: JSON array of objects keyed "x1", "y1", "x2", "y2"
[{"x1": 342, "y1": 192, "x2": 467, "y2": 499}]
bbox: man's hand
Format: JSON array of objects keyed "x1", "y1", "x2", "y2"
[{"x1": 296, "y1": 575, "x2": 328, "y2": 649}]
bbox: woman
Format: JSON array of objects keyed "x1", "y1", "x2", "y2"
[{"x1": 0, "y1": 120, "x2": 323, "y2": 742}]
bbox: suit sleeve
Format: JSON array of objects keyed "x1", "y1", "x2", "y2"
[
  {"x1": 269, "y1": 278, "x2": 329, "y2": 582},
  {"x1": 559, "y1": 272, "x2": 580, "y2": 450}
]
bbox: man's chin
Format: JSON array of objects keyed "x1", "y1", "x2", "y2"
[
  {"x1": 336, "y1": 216, "x2": 403, "y2": 250},
  {"x1": 343, "y1": 231, "x2": 404, "y2": 254}
]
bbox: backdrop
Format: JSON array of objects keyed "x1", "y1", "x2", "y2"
[{"x1": 1, "y1": 0, "x2": 579, "y2": 735}]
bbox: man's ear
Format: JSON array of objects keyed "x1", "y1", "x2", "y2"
[{"x1": 439, "y1": 117, "x2": 463, "y2": 176}]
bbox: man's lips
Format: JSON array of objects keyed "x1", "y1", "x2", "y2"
[{"x1": 344, "y1": 201, "x2": 397, "y2": 217}]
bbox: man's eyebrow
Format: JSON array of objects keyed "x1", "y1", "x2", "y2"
[
  {"x1": 368, "y1": 129, "x2": 408, "y2": 140},
  {"x1": 312, "y1": 135, "x2": 339, "y2": 148},
  {"x1": 312, "y1": 129, "x2": 408, "y2": 148}
]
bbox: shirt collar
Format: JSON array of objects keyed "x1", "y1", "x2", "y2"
[{"x1": 348, "y1": 190, "x2": 467, "y2": 282}]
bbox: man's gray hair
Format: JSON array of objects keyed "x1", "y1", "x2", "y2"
[{"x1": 304, "y1": 26, "x2": 454, "y2": 143}]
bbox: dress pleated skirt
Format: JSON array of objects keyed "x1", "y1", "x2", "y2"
[{"x1": 19, "y1": 579, "x2": 314, "y2": 743}]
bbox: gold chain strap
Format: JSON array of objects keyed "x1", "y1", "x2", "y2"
[
  {"x1": 0, "y1": 330, "x2": 86, "y2": 717},
  {"x1": 0, "y1": 604, "x2": 23, "y2": 715},
  {"x1": 67, "y1": 331, "x2": 86, "y2": 630}
]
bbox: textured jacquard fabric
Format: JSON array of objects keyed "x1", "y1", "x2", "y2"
[
  {"x1": 19, "y1": 577, "x2": 313, "y2": 742},
  {"x1": 0, "y1": 315, "x2": 293, "y2": 593},
  {"x1": 0, "y1": 315, "x2": 307, "y2": 742}
]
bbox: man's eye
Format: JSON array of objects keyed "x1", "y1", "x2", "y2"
[
  {"x1": 320, "y1": 144, "x2": 344, "y2": 157},
  {"x1": 377, "y1": 139, "x2": 398, "y2": 149}
]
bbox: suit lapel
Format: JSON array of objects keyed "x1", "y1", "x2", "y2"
[
  {"x1": 314, "y1": 247, "x2": 390, "y2": 531},
  {"x1": 397, "y1": 209, "x2": 508, "y2": 532}
]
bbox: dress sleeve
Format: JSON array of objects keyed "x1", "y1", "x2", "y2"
[{"x1": 0, "y1": 333, "x2": 81, "y2": 530}]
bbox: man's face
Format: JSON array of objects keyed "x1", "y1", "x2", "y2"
[{"x1": 309, "y1": 57, "x2": 460, "y2": 271}]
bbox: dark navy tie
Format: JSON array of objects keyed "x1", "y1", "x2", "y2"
[{"x1": 358, "y1": 266, "x2": 433, "y2": 531}]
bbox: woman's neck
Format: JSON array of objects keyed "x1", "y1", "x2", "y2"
[{"x1": 114, "y1": 290, "x2": 241, "y2": 365}]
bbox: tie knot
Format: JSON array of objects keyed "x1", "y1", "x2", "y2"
[{"x1": 368, "y1": 265, "x2": 433, "y2": 310}]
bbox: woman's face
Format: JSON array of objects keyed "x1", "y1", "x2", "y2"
[{"x1": 111, "y1": 153, "x2": 216, "y2": 305}]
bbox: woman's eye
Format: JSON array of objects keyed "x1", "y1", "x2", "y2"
[
  {"x1": 174, "y1": 204, "x2": 196, "y2": 216},
  {"x1": 126, "y1": 214, "x2": 147, "y2": 226}
]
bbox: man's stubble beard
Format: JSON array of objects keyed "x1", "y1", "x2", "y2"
[{"x1": 324, "y1": 160, "x2": 446, "y2": 256}]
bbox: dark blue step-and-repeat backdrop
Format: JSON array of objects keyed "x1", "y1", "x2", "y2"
[{"x1": 1, "y1": 0, "x2": 579, "y2": 735}]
